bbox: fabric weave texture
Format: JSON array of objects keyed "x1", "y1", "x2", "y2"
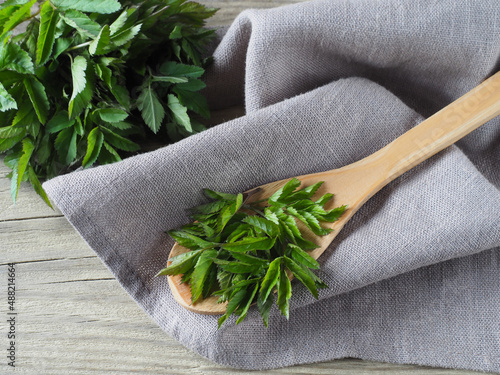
[{"x1": 43, "y1": 0, "x2": 500, "y2": 372}]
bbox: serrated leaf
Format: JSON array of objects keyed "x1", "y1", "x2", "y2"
[
  {"x1": 82, "y1": 126, "x2": 103, "y2": 168},
  {"x1": 0, "y1": 125, "x2": 23, "y2": 138},
  {"x1": 46, "y1": 111, "x2": 74, "y2": 133},
  {"x1": 110, "y1": 23, "x2": 141, "y2": 47},
  {"x1": 169, "y1": 25, "x2": 182, "y2": 39},
  {"x1": 89, "y1": 24, "x2": 110, "y2": 55},
  {"x1": 203, "y1": 189, "x2": 237, "y2": 201},
  {"x1": 159, "y1": 61, "x2": 204, "y2": 78},
  {"x1": 110, "y1": 85, "x2": 130, "y2": 108},
  {"x1": 190, "y1": 249, "x2": 217, "y2": 303},
  {"x1": 100, "y1": 126, "x2": 139, "y2": 152},
  {"x1": 0, "y1": 42, "x2": 34, "y2": 74},
  {"x1": 137, "y1": 84, "x2": 164, "y2": 133},
  {"x1": 242, "y1": 216, "x2": 279, "y2": 238},
  {"x1": 0, "y1": 81, "x2": 16, "y2": 111},
  {"x1": 269, "y1": 178, "x2": 301, "y2": 205},
  {"x1": 36, "y1": 1, "x2": 59, "y2": 65},
  {"x1": 23, "y1": 76, "x2": 49, "y2": 124},
  {"x1": 218, "y1": 288, "x2": 246, "y2": 328},
  {"x1": 236, "y1": 283, "x2": 259, "y2": 324},
  {"x1": 14, "y1": 136, "x2": 33, "y2": 199},
  {"x1": 230, "y1": 252, "x2": 269, "y2": 267},
  {"x1": 174, "y1": 88, "x2": 209, "y2": 119},
  {"x1": 51, "y1": 0, "x2": 120, "y2": 14},
  {"x1": 54, "y1": 127, "x2": 77, "y2": 164},
  {"x1": 277, "y1": 267, "x2": 291, "y2": 319},
  {"x1": 175, "y1": 78, "x2": 206, "y2": 92},
  {"x1": 259, "y1": 257, "x2": 281, "y2": 302},
  {"x1": 53, "y1": 37, "x2": 72, "y2": 59},
  {"x1": 155, "y1": 249, "x2": 201, "y2": 277},
  {"x1": 60, "y1": 9, "x2": 100, "y2": 37},
  {"x1": 0, "y1": 70, "x2": 23, "y2": 87},
  {"x1": 284, "y1": 255, "x2": 318, "y2": 299},
  {"x1": 168, "y1": 229, "x2": 215, "y2": 250},
  {"x1": 322, "y1": 205, "x2": 347, "y2": 222},
  {"x1": 109, "y1": 9, "x2": 127, "y2": 36},
  {"x1": 151, "y1": 75, "x2": 188, "y2": 84},
  {"x1": 287, "y1": 244, "x2": 319, "y2": 270},
  {"x1": 69, "y1": 55, "x2": 86, "y2": 101},
  {"x1": 257, "y1": 291, "x2": 274, "y2": 328},
  {"x1": 96, "y1": 108, "x2": 128, "y2": 123},
  {"x1": 27, "y1": 165, "x2": 52, "y2": 208},
  {"x1": 221, "y1": 236, "x2": 275, "y2": 253},
  {"x1": 211, "y1": 258, "x2": 261, "y2": 274},
  {"x1": 101, "y1": 141, "x2": 121, "y2": 163},
  {"x1": 11, "y1": 98, "x2": 38, "y2": 128},
  {"x1": 0, "y1": 129, "x2": 24, "y2": 152},
  {"x1": 167, "y1": 94, "x2": 191, "y2": 132},
  {"x1": 2, "y1": 0, "x2": 36, "y2": 35}
]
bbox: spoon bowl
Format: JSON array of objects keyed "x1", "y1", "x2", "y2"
[{"x1": 168, "y1": 71, "x2": 500, "y2": 314}]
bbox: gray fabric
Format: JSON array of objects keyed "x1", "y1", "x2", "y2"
[{"x1": 42, "y1": 0, "x2": 500, "y2": 372}]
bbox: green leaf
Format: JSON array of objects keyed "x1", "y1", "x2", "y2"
[
  {"x1": 236, "y1": 282, "x2": 259, "y2": 324},
  {"x1": 242, "y1": 216, "x2": 279, "y2": 238},
  {"x1": 110, "y1": 85, "x2": 130, "y2": 108},
  {"x1": 110, "y1": 24, "x2": 141, "y2": 47},
  {"x1": 175, "y1": 78, "x2": 206, "y2": 92},
  {"x1": 169, "y1": 25, "x2": 182, "y2": 39},
  {"x1": 60, "y1": 9, "x2": 100, "y2": 37},
  {"x1": 0, "y1": 70, "x2": 23, "y2": 87},
  {"x1": 174, "y1": 88, "x2": 209, "y2": 119},
  {"x1": 51, "y1": 0, "x2": 121, "y2": 14},
  {"x1": 211, "y1": 258, "x2": 261, "y2": 274},
  {"x1": 190, "y1": 249, "x2": 218, "y2": 303},
  {"x1": 109, "y1": 9, "x2": 128, "y2": 36},
  {"x1": 284, "y1": 256, "x2": 318, "y2": 299},
  {"x1": 151, "y1": 75, "x2": 188, "y2": 84},
  {"x1": 96, "y1": 108, "x2": 128, "y2": 123},
  {"x1": 23, "y1": 76, "x2": 49, "y2": 124},
  {"x1": 0, "y1": 125, "x2": 23, "y2": 138},
  {"x1": 322, "y1": 205, "x2": 347, "y2": 222},
  {"x1": 218, "y1": 288, "x2": 246, "y2": 328},
  {"x1": 27, "y1": 165, "x2": 53, "y2": 208},
  {"x1": 46, "y1": 111, "x2": 74, "y2": 133},
  {"x1": 159, "y1": 61, "x2": 204, "y2": 78},
  {"x1": 11, "y1": 98, "x2": 38, "y2": 128},
  {"x1": 167, "y1": 94, "x2": 191, "y2": 132},
  {"x1": 36, "y1": 1, "x2": 59, "y2": 66},
  {"x1": 277, "y1": 267, "x2": 291, "y2": 319},
  {"x1": 54, "y1": 127, "x2": 77, "y2": 164},
  {"x1": 0, "y1": 81, "x2": 16, "y2": 111},
  {"x1": 82, "y1": 126, "x2": 103, "y2": 168},
  {"x1": 0, "y1": 40, "x2": 34, "y2": 74},
  {"x1": 315, "y1": 193, "x2": 334, "y2": 207},
  {"x1": 203, "y1": 189, "x2": 237, "y2": 201},
  {"x1": 69, "y1": 55, "x2": 86, "y2": 102},
  {"x1": 137, "y1": 84, "x2": 164, "y2": 133},
  {"x1": 2, "y1": 0, "x2": 36, "y2": 35},
  {"x1": 259, "y1": 257, "x2": 281, "y2": 302},
  {"x1": 257, "y1": 291, "x2": 274, "y2": 328},
  {"x1": 53, "y1": 37, "x2": 72, "y2": 59},
  {"x1": 269, "y1": 178, "x2": 301, "y2": 205},
  {"x1": 100, "y1": 126, "x2": 139, "y2": 152},
  {"x1": 0, "y1": 129, "x2": 25, "y2": 152},
  {"x1": 102, "y1": 141, "x2": 121, "y2": 163},
  {"x1": 287, "y1": 244, "x2": 319, "y2": 270},
  {"x1": 155, "y1": 249, "x2": 201, "y2": 277},
  {"x1": 14, "y1": 136, "x2": 33, "y2": 200},
  {"x1": 89, "y1": 24, "x2": 110, "y2": 55},
  {"x1": 229, "y1": 251, "x2": 269, "y2": 267},
  {"x1": 221, "y1": 236, "x2": 275, "y2": 253},
  {"x1": 168, "y1": 229, "x2": 215, "y2": 250}
]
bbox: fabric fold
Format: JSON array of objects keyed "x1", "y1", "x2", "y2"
[{"x1": 43, "y1": 0, "x2": 500, "y2": 372}]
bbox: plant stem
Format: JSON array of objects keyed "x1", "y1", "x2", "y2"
[{"x1": 67, "y1": 41, "x2": 91, "y2": 52}]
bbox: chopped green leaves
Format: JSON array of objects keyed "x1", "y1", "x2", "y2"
[{"x1": 158, "y1": 178, "x2": 347, "y2": 328}]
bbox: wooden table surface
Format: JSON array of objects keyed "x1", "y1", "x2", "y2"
[{"x1": 0, "y1": 1, "x2": 484, "y2": 374}]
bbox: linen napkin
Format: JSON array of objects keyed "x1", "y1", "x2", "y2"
[{"x1": 43, "y1": 0, "x2": 500, "y2": 372}]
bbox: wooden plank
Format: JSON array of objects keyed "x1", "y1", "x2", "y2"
[{"x1": 0, "y1": 160, "x2": 62, "y2": 221}]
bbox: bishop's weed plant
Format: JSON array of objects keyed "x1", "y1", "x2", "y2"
[
  {"x1": 0, "y1": 0, "x2": 216, "y2": 206},
  {"x1": 157, "y1": 178, "x2": 347, "y2": 328}
]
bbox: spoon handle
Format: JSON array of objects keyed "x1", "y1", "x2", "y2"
[{"x1": 361, "y1": 71, "x2": 500, "y2": 189}]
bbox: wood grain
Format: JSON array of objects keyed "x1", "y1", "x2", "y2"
[{"x1": 0, "y1": 1, "x2": 483, "y2": 374}]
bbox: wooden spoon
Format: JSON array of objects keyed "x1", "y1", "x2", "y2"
[{"x1": 168, "y1": 71, "x2": 500, "y2": 314}]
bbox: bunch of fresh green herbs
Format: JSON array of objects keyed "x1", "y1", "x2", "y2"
[
  {"x1": 0, "y1": 0, "x2": 216, "y2": 206},
  {"x1": 157, "y1": 178, "x2": 347, "y2": 328}
]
